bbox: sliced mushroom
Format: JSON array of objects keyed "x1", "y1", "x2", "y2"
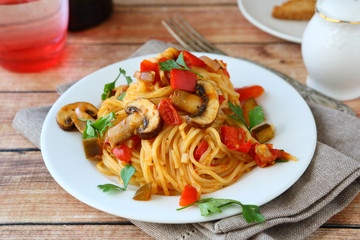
[
  {"x1": 107, "y1": 99, "x2": 163, "y2": 147},
  {"x1": 200, "y1": 56, "x2": 221, "y2": 72},
  {"x1": 185, "y1": 81, "x2": 219, "y2": 128},
  {"x1": 134, "y1": 71, "x2": 156, "y2": 82},
  {"x1": 56, "y1": 102, "x2": 98, "y2": 132},
  {"x1": 170, "y1": 89, "x2": 203, "y2": 115}
]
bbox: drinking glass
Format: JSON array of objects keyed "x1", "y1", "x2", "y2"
[{"x1": 0, "y1": 0, "x2": 69, "y2": 72}]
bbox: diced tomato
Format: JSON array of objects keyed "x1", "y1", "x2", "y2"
[
  {"x1": 222, "y1": 68, "x2": 230, "y2": 78},
  {"x1": 249, "y1": 143, "x2": 293, "y2": 168},
  {"x1": 235, "y1": 85, "x2": 264, "y2": 101},
  {"x1": 219, "y1": 60, "x2": 230, "y2": 77},
  {"x1": 221, "y1": 126, "x2": 251, "y2": 153},
  {"x1": 158, "y1": 57, "x2": 168, "y2": 63},
  {"x1": 112, "y1": 144, "x2": 132, "y2": 163},
  {"x1": 127, "y1": 135, "x2": 141, "y2": 149},
  {"x1": 158, "y1": 99, "x2": 182, "y2": 125},
  {"x1": 140, "y1": 59, "x2": 160, "y2": 82},
  {"x1": 170, "y1": 69, "x2": 197, "y2": 92},
  {"x1": 218, "y1": 95, "x2": 225, "y2": 105},
  {"x1": 181, "y1": 50, "x2": 206, "y2": 68},
  {"x1": 179, "y1": 185, "x2": 198, "y2": 207},
  {"x1": 194, "y1": 141, "x2": 209, "y2": 161}
]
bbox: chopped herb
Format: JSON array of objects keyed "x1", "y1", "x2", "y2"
[
  {"x1": 97, "y1": 183, "x2": 124, "y2": 192},
  {"x1": 120, "y1": 68, "x2": 133, "y2": 85},
  {"x1": 98, "y1": 164, "x2": 136, "y2": 192},
  {"x1": 117, "y1": 91, "x2": 127, "y2": 100},
  {"x1": 102, "y1": 68, "x2": 133, "y2": 100},
  {"x1": 91, "y1": 112, "x2": 116, "y2": 137},
  {"x1": 159, "y1": 51, "x2": 203, "y2": 78},
  {"x1": 120, "y1": 164, "x2": 136, "y2": 190},
  {"x1": 249, "y1": 106, "x2": 265, "y2": 130},
  {"x1": 82, "y1": 119, "x2": 96, "y2": 139},
  {"x1": 228, "y1": 101, "x2": 264, "y2": 131},
  {"x1": 275, "y1": 159, "x2": 289, "y2": 163},
  {"x1": 80, "y1": 112, "x2": 117, "y2": 139},
  {"x1": 177, "y1": 198, "x2": 265, "y2": 223}
]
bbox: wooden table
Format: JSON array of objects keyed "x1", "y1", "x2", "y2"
[{"x1": 1, "y1": 0, "x2": 359, "y2": 239}]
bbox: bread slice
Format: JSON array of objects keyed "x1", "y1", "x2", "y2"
[{"x1": 272, "y1": 0, "x2": 316, "y2": 20}]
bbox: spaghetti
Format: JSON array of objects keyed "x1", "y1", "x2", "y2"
[
  {"x1": 97, "y1": 48, "x2": 259, "y2": 196},
  {"x1": 56, "y1": 47, "x2": 296, "y2": 198}
]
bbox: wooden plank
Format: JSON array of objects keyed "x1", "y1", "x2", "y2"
[
  {"x1": 0, "y1": 151, "x2": 123, "y2": 223},
  {"x1": 1, "y1": 225, "x2": 360, "y2": 240},
  {"x1": 65, "y1": 5, "x2": 280, "y2": 45},
  {"x1": 308, "y1": 228, "x2": 360, "y2": 239},
  {"x1": 0, "y1": 43, "x2": 305, "y2": 91},
  {"x1": 1, "y1": 151, "x2": 359, "y2": 225},
  {"x1": 0, "y1": 225, "x2": 153, "y2": 240}
]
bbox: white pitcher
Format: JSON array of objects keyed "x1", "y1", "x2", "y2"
[{"x1": 302, "y1": 0, "x2": 360, "y2": 101}]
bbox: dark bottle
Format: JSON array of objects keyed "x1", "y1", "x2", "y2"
[{"x1": 68, "y1": 0, "x2": 113, "y2": 31}]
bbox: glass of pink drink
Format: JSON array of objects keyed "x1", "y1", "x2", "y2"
[{"x1": 0, "y1": 0, "x2": 69, "y2": 72}]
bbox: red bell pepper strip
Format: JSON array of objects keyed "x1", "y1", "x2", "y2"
[
  {"x1": 249, "y1": 143, "x2": 293, "y2": 168},
  {"x1": 221, "y1": 126, "x2": 252, "y2": 153},
  {"x1": 170, "y1": 69, "x2": 197, "y2": 92},
  {"x1": 179, "y1": 185, "x2": 198, "y2": 207},
  {"x1": 194, "y1": 141, "x2": 209, "y2": 161},
  {"x1": 181, "y1": 50, "x2": 206, "y2": 68},
  {"x1": 158, "y1": 99, "x2": 182, "y2": 125},
  {"x1": 220, "y1": 60, "x2": 230, "y2": 77},
  {"x1": 140, "y1": 59, "x2": 160, "y2": 82},
  {"x1": 218, "y1": 95, "x2": 225, "y2": 105},
  {"x1": 112, "y1": 144, "x2": 132, "y2": 163},
  {"x1": 158, "y1": 57, "x2": 168, "y2": 63},
  {"x1": 235, "y1": 85, "x2": 264, "y2": 101}
]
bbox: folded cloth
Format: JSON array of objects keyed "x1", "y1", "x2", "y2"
[{"x1": 12, "y1": 39, "x2": 360, "y2": 240}]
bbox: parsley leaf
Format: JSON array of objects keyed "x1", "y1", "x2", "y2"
[
  {"x1": 120, "y1": 68, "x2": 133, "y2": 85},
  {"x1": 228, "y1": 101, "x2": 265, "y2": 131},
  {"x1": 91, "y1": 112, "x2": 116, "y2": 137},
  {"x1": 241, "y1": 204, "x2": 266, "y2": 223},
  {"x1": 101, "y1": 68, "x2": 133, "y2": 100},
  {"x1": 117, "y1": 91, "x2": 127, "y2": 100},
  {"x1": 177, "y1": 198, "x2": 265, "y2": 223},
  {"x1": 80, "y1": 112, "x2": 117, "y2": 139},
  {"x1": 120, "y1": 164, "x2": 136, "y2": 190},
  {"x1": 249, "y1": 106, "x2": 265, "y2": 130},
  {"x1": 82, "y1": 120, "x2": 96, "y2": 139},
  {"x1": 275, "y1": 159, "x2": 288, "y2": 163},
  {"x1": 159, "y1": 51, "x2": 203, "y2": 78},
  {"x1": 97, "y1": 184, "x2": 124, "y2": 192},
  {"x1": 176, "y1": 51, "x2": 188, "y2": 67},
  {"x1": 98, "y1": 164, "x2": 136, "y2": 192},
  {"x1": 228, "y1": 101, "x2": 249, "y2": 131}
]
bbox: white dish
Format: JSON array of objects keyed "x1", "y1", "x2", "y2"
[
  {"x1": 41, "y1": 53, "x2": 317, "y2": 224},
  {"x1": 238, "y1": 0, "x2": 310, "y2": 43}
]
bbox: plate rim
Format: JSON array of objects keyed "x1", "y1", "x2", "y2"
[
  {"x1": 237, "y1": 0, "x2": 306, "y2": 43},
  {"x1": 40, "y1": 53, "x2": 317, "y2": 224}
]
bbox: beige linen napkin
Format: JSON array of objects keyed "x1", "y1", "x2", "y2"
[{"x1": 13, "y1": 40, "x2": 360, "y2": 240}]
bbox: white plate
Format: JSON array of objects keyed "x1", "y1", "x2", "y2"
[
  {"x1": 238, "y1": 0, "x2": 311, "y2": 43},
  {"x1": 41, "y1": 53, "x2": 317, "y2": 224}
]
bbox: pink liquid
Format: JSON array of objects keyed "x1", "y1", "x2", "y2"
[{"x1": 0, "y1": 0, "x2": 68, "y2": 72}]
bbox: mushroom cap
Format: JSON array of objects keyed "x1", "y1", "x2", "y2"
[
  {"x1": 125, "y1": 98, "x2": 163, "y2": 139},
  {"x1": 56, "y1": 102, "x2": 98, "y2": 132},
  {"x1": 186, "y1": 81, "x2": 220, "y2": 128},
  {"x1": 107, "y1": 98, "x2": 163, "y2": 147}
]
